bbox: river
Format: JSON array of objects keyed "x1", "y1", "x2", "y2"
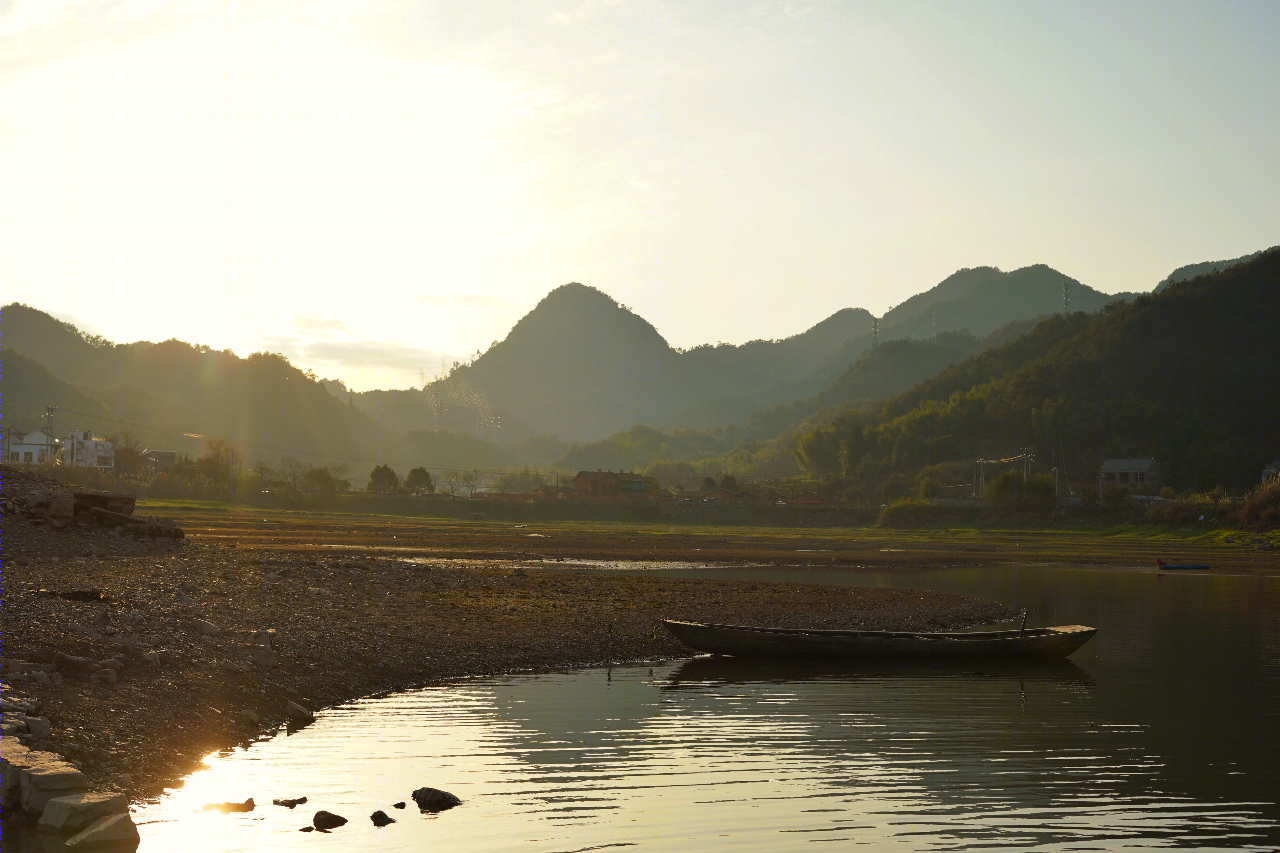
[{"x1": 127, "y1": 563, "x2": 1279, "y2": 851}]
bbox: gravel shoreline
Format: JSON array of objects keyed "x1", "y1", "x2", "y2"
[{"x1": 1, "y1": 475, "x2": 1022, "y2": 808}]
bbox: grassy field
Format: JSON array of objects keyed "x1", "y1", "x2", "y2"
[{"x1": 136, "y1": 498, "x2": 1280, "y2": 575}]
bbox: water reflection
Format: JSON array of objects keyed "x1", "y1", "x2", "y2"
[{"x1": 56, "y1": 564, "x2": 1279, "y2": 853}]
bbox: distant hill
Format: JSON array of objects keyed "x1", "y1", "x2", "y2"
[
  {"x1": 796, "y1": 248, "x2": 1280, "y2": 492},
  {"x1": 2, "y1": 304, "x2": 395, "y2": 466},
  {"x1": 430, "y1": 268, "x2": 1127, "y2": 442},
  {"x1": 1153, "y1": 247, "x2": 1277, "y2": 293}
]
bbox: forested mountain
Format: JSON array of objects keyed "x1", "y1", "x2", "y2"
[
  {"x1": 422, "y1": 269, "x2": 1132, "y2": 441},
  {"x1": 1153, "y1": 247, "x2": 1276, "y2": 293},
  {"x1": 795, "y1": 249, "x2": 1280, "y2": 494},
  {"x1": 3, "y1": 305, "x2": 395, "y2": 465}
]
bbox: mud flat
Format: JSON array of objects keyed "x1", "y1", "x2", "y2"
[{"x1": 1, "y1": 473, "x2": 1024, "y2": 807}]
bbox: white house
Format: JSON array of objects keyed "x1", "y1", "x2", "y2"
[
  {"x1": 3, "y1": 428, "x2": 59, "y2": 465},
  {"x1": 58, "y1": 430, "x2": 115, "y2": 469}
]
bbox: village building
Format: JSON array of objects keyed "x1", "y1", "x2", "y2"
[
  {"x1": 1098, "y1": 458, "x2": 1160, "y2": 493},
  {"x1": 573, "y1": 470, "x2": 662, "y2": 499},
  {"x1": 3, "y1": 428, "x2": 59, "y2": 465},
  {"x1": 58, "y1": 430, "x2": 115, "y2": 470},
  {"x1": 142, "y1": 449, "x2": 179, "y2": 475}
]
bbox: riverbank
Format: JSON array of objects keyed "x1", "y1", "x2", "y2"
[
  {"x1": 4, "y1": 473, "x2": 1276, "y2": 811},
  {"x1": 2, "y1": 518, "x2": 1019, "y2": 808}
]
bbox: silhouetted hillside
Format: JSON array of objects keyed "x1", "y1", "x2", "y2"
[
  {"x1": 1153, "y1": 246, "x2": 1276, "y2": 292},
  {"x1": 797, "y1": 249, "x2": 1280, "y2": 492},
  {"x1": 2, "y1": 347, "x2": 110, "y2": 431},
  {"x1": 3, "y1": 305, "x2": 394, "y2": 466}
]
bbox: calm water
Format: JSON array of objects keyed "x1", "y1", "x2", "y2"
[{"x1": 116, "y1": 564, "x2": 1280, "y2": 851}]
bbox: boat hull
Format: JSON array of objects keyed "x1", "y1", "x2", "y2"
[{"x1": 662, "y1": 619, "x2": 1096, "y2": 660}]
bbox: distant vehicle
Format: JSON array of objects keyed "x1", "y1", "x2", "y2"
[
  {"x1": 774, "y1": 500, "x2": 787, "y2": 506},
  {"x1": 702, "y1": 497, "x2": 718, "y2": 504}
]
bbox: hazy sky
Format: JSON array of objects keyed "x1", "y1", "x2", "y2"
[{"x1": 4, "y1": 0, "x2": 1277, "y2": 391}]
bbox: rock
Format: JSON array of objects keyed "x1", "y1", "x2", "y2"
[
  {"x1": 38, "y1": 791, "x2": 128, "y2": 831},
  {"x1": 272, "y1": 796, "x2": 307, "y2": 808},
  {"x1": 64, "y1": 812, "x2": 140, "y2": 848},
  {"x1": 141, "y1": 651, "x2": 161, "y2": 666},
  {"x1": 24, "y1": 716, "x2": 52, "y2": 739},
  {"x1": 53, "y1": 653, "x2": 97, "y2": 676},
  {"x1": 49, "y1": 493, "x2": 75, "y2": 520},
  {"x1": 97, "y1": 658, "x2": 125, "y2": 671},
  {"x1": 69, "y1": 625, "x2": 104, "y2": 640},
  {"x1": 313, "y1": 810, "x2": 348, "y2": 830},
  {"x1": 194, "y1": 619, "x2": 222, "y2": 636},
  {"x1": 202, "y1": 798, "x2": 254, "y2": 813},
  {"x1": 370, "y1": 809, "x2": 395, "y2": 827},
  {"x1": 286, "y1": 701, "x2": 315, "y2": 726},
  {"x1": 392, "y1": 801, "x2": 406, "y2": 809},
  {"x1": 235, "y1": 709, "x2": 261, "y2": 727},
  {"x1": 411, "y1": 786, "x2": 462, "y2": 812},
  {"x1": 90, "y1": 668, "x2": 119, "y2": 684},
  {"x1": 30, "y1": 671, "x2": 53, "y2": 686},
  {"x1": 299, "y1": 826, "x2": 315, "y2": 832},
  {"x1": 18, "y1": 755, "x2": 91, "y2": 812}
]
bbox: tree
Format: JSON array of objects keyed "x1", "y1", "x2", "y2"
[
  {"x1": 460, "y1": 469, "x2": 479, "y2": 496},
  {"x1": 196, "y1": 438, "x2": 241, "y2": 483},
  {"x1": 700, "y1": 476, "x2": 717, "y2": 492},
  {"x1": 302, "y1": 466, "x2": 337, "y2": 493},
  {"x1": 987, "y1": 470, "x2": 1055, "y2": 508},
  {"x1": 442, "y1": 470, "x2": 462, "y2": 495},
  {"x1": 718, "y1": 473, "x2": 739, "y2": 492},
  {"x1": 280, "y1": 456, "x2": 309, "y2": 492},
  {"x1": 110, "y1": 431, "x2": 146, "y2": 478},
  {"x1": 405, "y1": 467, "x2": 434, "y2": 495},
  {"x1": 367, "y1": 464, "x2": 399, "y2": 493}
]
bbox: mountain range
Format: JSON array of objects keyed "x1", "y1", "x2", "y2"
[{"x1": 4, "y1": 249, "x2": 1269, "y2": 489}]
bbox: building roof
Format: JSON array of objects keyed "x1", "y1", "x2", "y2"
[
  {"x1": 1100, "y1": 458, "x2": 1158, "y2": 473},
  {"x1": 574, "y1": 470, "x2": 657, "y2": 484}
]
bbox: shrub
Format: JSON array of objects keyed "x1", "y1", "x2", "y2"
[
  {"x1": 987, "y1": 471, "x2": 1055, "y2": 508},
  {"x1": 877, "y1": 498, "x2": 937, "y2": 527},
  {"x1": 1239, "y1": 482, "x2": 1280, "y2": 531}
]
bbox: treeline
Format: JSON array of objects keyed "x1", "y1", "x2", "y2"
[{"x1": 795, "y1": 249, "x2": 1280, "y2": 499}]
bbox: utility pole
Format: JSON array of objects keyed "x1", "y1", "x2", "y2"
[
  {"x1": 44, "y1": 406, "x2": 56, "y2": 465},
  {"x1": 871, "y1": 317, "x2": 879, "y2": 348},
  {"x1": 1063, "y1": 280, "x2": 1070, "y2": 313}
]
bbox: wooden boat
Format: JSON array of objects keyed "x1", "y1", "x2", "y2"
[
  {"x1": 662, "y1": 619, "x2": 1096, "y2": 660},
  {"x1": 1156, "y1": 558, "x2": 1211, "y2": 570}
]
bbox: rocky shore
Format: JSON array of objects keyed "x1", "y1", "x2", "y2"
[{"x1": 1, "y1": 466, "x2": 1019, "y2": 822}]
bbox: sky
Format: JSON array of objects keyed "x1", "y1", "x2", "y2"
[{"x1": 3, "y1": 0, "x2": 1277, "y2": 391}]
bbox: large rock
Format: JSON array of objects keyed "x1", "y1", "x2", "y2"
[
  {"x1": 49, "y1": 493, "x2": 75, "y2": 520},
  {"x1": 20, "y1": 756, "x2": 91, "y2": 812},
  {"x1": 411, "y1": 786, "x2": 462, "y2": 812},
  {"x1": 286, "y1": 701, "x2": 315, "y2": 726},
  {"x1": 370, "y1": 810, "x2": 395, "y2": 827},
  {"x1": 313, "y1": 810, "x2": 348, "y2": 830},
  {"x1": 39, "y1": 791, "x2": 129, "y2": 831},
  {"x1": 64, "y1": 812, "x2": 140, "y2": 849}
]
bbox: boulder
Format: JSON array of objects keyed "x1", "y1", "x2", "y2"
[
  {"x1": 91, "y1": 668, "x2": 119, "y2": 684},
  {"x1": 49, "y1": 493, "x2": 75, "y2": 520},
  {"x1": 313, "y1": 810, "x2": 347, "y2": 830},
  {"x1": 38, "y1": 791, "x2": 128, "y2": 831},
  {"x1": 202, "y1": 798, "x2": 254, "y2": 813},
  {"x1": 411, "y1": 787, "x2": 462, "y2": 812},
  {"x1": 64, "y1": 812, "x2": 140, "y2": 849},
  {"x1": 193, "y1": 619, "x2": 222, "y2": 636},
  {"x1": 286, "y1": 701, "x2": 315, "y2": 726},
  {"x1": 20, "y1": 757, "x2": 91, "y2": 812},
  {"x1": 53, "y1": 653, "x2": 97, "y2": 677},
  {"x1": 24, "y1": 716, "x2": 52, "y2": 739},
  {"x1": 272, "y1": 796, "x2": 307, "y2": 808},
  {"x1": 370, "y1": 810, "x2": 395, "y2": 827},
  {"x1": 392, "y1": 801, "x2": 406, "y2": 809}
]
